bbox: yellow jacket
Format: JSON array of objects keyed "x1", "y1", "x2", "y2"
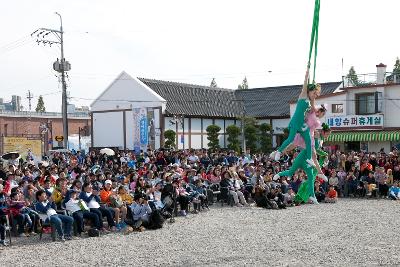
[
  {"x1": 119, "y1": 192, "x2": 133, "y2": 205},
  {"x1": 52, "y1": 188, "x2": 64, "y2": 205}
]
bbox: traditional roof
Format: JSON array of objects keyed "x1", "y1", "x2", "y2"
[
  {"x1": 139, "y1": 78, "x2": 241, "y2": 117},
  {"x1": 139, "y1": 78, "x2": 342, "y2": 118}
]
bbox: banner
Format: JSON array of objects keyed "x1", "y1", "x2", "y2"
[
  {"x1": 3, "y1": 137, "x2": 42, "y2": 158},
  {"x1": 325, "y1": 114, "x2": 383, "y2": 129},
  {"x1": 133, "y1": 107, "x2": 148, "y2": 153}
]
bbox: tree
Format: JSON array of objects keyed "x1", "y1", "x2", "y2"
[
  {"x1": 259, "y1": 123, "x2": 272, "y2": 153},
  {"x1": 226, "y1": 124, "x2": 241, "y2": 153},
  {"x1": 243, "y1": 117, "x2": 258, "y2": 153},
  {"x1": 206, "y1": 124, "x2": 221, "y2": 151},
  {"x1": 164, "y1": 130, "x2": 176, "y2": 149},
  {"x1": 237, "y1": 76, "x2": 249, "y2": 89},
  {"x1": 346, "y1": 66, "x2": 359, "y2": 86},
  {"x1": 35, "y1": 95, "x2": 46, "y2": 112},
  {"x1": 393, "y1": 57, "x2": 400, "y2": 74},
  {"x1": 210, "y1": 78, "x2": 218, "y2": 88}
]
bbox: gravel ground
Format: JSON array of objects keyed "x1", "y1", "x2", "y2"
[{"x1": 1, "y1": 199, "x2": 400, "y2": 267}]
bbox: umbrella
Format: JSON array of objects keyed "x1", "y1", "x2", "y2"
[
  {"x1": 100, "y1": 148, "x2": 115, "y2": 156},
  {"x1": 2, "y1": 152, "x2": 20, "y2": 160}
]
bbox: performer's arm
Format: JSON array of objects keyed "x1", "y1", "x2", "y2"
[{"x1": 299, "y1": 65, "x2": 310, "y2": 99}]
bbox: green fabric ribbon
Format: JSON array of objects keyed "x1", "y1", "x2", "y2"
[{"x1": 308, "y1": 0, "x2": 321, "y2": 84}]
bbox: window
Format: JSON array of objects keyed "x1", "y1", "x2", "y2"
[
  {"x1": 344, "y1": 141, "x2": 360, "y2": 152},
  {"x1": 331, "y1": 104, "x2": 343, "y2": 113},
  {"x1": 356, "y1": 94, "x2": 375, "y2": 114}
]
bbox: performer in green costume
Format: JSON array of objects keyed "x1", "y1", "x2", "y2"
[
  {"x1": 294, "y1": 124, "x2": 331, "y2": 204},
  {"x1": 274, "y1": 124, "x2": 331, "y2": 204},
  {"x1": 272, "y1": 67, "x2": 321, "y2": 168}
]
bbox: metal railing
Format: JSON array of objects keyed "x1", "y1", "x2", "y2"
[
  {"x1": 342, "y1": 72, "x2": 400, "y2": 88},
  {"x1": 0, "y1": 110, "x2": 89, "y2": 118}
]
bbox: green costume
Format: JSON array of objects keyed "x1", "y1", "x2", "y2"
[
  {"x1": 277, "y1": 98, "x2": 313, "y2": 161},
  {"x1": 276, "y1": 137, "x2": 327, "y2": 204},
  {"x1": 293, "y1": 138, "x2": 328, "y2": 204}
]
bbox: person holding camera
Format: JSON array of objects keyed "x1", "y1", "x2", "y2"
[{"x1": 130, "y1": 194, "x2": 152, "y2": 231}]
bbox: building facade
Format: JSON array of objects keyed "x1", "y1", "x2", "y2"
[
  {"x1": 290, "y1": 63, "x2": 400, "y2": 153},
  {"x1": 91, "y1": 72, "x2": 341, "y2": 151},
  {"x1": 0, "y1": 110, "x2": 90, "y2": 156}
]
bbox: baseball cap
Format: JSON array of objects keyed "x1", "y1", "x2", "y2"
[{"x1": 104, "y1": 180, "x2": 112, "y2": 185}]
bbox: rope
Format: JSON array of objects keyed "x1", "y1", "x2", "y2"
[{"x1": 308, "y1": 0, "x2": 321, "y2": 84}]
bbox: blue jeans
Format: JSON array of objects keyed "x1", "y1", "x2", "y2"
[{"x1": 49, "y1": 214, "x2": 73, "y2": 237}]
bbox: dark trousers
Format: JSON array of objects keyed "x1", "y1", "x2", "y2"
[
  {"x1": 14, "y1": 214, "x2": 27, "y2": 234},
  {"x1": 0, "y1": 224, "x2": 5, "y2": 240},
  {"x1": 177, "y1": 195, "x2": 189, "y2": 211},
  {"x1": 73, "y1": 210, "x2": 101, "y2": 233},
  {"x1": 379, "y1": 184, "x2": 389, "y2": 197},
  {"x1": 315, "y1": 192, "x2": 325, "y2": 203},
  {"x1": 90, "y1": 207, "x2": 115, "y2": 228},
  {"x1": 133, "y1": 219, "x2": 149, "y2": 229}
]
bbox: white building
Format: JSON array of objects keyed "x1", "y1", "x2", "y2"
[
  {"x1": 290, "y1": 63, "x2": 400, "y2": 153},
  {"x1": 91, "y1": 71, "x2": 341, "y2": 151}
]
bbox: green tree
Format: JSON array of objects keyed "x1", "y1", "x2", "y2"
[
  {"x1": 226, "y1": 124, "x2": 241, "y2": 153},
  {"x1": 206, "y1": 124, "x2": 221, "y2": 151},
  {"x1": 259, "y1": 123, "x2": 272, "y2": 153},
  {"x1": 164, "y1": 129, "x2": 176, "y2": 149},
  {"x1": 210, "y1": 78, "x2": 218, "y2": 88},
  {"x1": 243, "y1": 117, "x2": 258, "y2": 153},
  {"x1": 393, "y1": 58, "x2": 400, "y2": 74},
  {"x1": 237, "y1": 76, "x2": 249, "y2": 89},
  {"x1": 346, "y1": 66, "x2": 359, "y2": 86},
  {"x1": 35, "y1": 95, "x2": 46, "y2": 112}
]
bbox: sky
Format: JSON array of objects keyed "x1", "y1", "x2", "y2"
[{"x1": 1, "y1": 0, "x2": 399, "y2": 112}]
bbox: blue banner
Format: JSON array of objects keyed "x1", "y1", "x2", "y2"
[{"x1": 140, "y1": 116, "x2": 148, "y2": 145}]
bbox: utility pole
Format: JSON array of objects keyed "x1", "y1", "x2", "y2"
[
  {"x1": 26, "y1": 90, "x2": 33, "y2": 111},
  {"x1": 26, "y1": 90, "x2": 34, "y2": 134},
  {"x1": 31, "y1": 12, "x2": 70, "y2": 149}
]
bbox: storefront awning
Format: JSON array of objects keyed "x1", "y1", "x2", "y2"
[{"x1": 325, "y1": 130, "x2": 400, "y2": 142}]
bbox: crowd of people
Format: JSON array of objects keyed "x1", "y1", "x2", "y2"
[{"x1": 0, "y1": 146, "x2": 399, "y2": 246}]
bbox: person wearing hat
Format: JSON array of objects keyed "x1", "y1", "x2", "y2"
[{"x1": 100, "y1": 180, "x2": 127, "y2": 230}]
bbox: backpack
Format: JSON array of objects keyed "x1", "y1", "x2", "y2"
[
  {"x1": 88, "y1": 228, "x2": 100, "y2": 237},
  {"x1": 148, "y1": 209, "x2": 165, "y2": 229}
]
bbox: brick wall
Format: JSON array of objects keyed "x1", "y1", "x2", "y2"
[{"x1": 0, "y1": 115, "x2": 90, "y2": 154}]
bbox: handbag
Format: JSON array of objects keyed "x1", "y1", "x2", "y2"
[{"x1": 110, "y1": 195, "x2": 123, "y2": 208}]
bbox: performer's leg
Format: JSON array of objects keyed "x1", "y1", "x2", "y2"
[
  {"x1": 277, "y1": 128, "x2": 297, "y2": 153},
  {"x1": 305, "y1": 166, "x2": 317, "y2": 199},
  {"x1": 274, "y1": 150, "x2": 305, "y2": 180},
  {"x1": 299, "y1": 128, "x2": 312, "y2": 161}
]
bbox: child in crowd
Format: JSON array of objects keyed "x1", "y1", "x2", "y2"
[
  {"x1": 35, "y1": 190, "x2": 74, "y2": 241},
  {"x1": 9, "y1": 191, "x2": 33, "y2": 237},
  {"x1": 284, "y1": 187, "x2": 296, "y2": 206},
  {"x1": 325, "y1": 185, "x2": 338, "y2": 203},
  {"x1": 389, "y1": 182, "x2": 400, "y2": 200}
]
